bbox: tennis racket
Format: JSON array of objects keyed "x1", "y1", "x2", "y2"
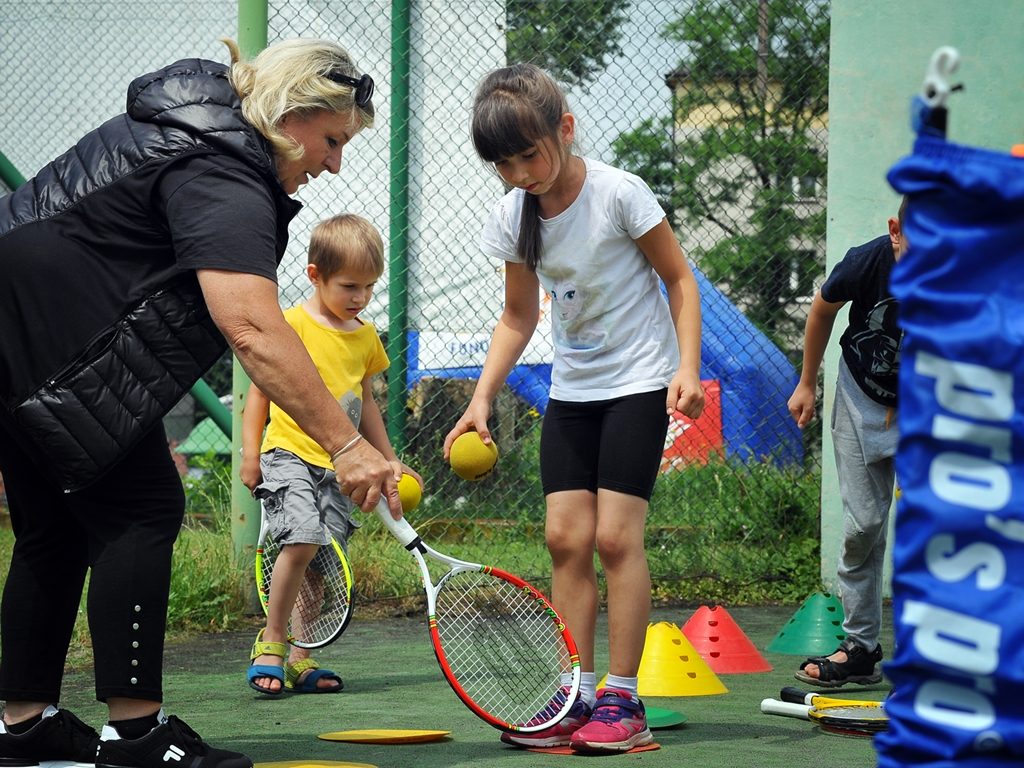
[
  {"x1": 780, "y1": 685, "x2": 885, "y2": 708},
  {"x1": 373, "y1": 499, "x2": 581, "y2": 733},
  {"x1": 254, "y1": 504, "x2": 354, "y2": 649},
  {"x1": 760, "y1": 694, "x2": 887, "y2": 736}
]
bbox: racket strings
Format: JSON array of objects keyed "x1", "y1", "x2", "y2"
[
  {"x1": 433, "y1": 570, "x2": 573, "y2": 725},
  {"x1": 811, "y1": 704, "x2": 888, "y2": 730},
  {"x1": 258, "y1": 538, "x2": 352, "y2": 647}
]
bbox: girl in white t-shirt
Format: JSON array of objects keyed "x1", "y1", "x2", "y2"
[{"x1": 443, "y1": 63, "x2": 704, "y2": 755}]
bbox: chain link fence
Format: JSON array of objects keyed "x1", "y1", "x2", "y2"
[{"x1": 1, "y1": 0, "x2": 829, "y2": 603}]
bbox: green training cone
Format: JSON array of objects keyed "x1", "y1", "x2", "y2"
[{"x1": 767, "y1": 591, "x2": 846, "y2": 656}]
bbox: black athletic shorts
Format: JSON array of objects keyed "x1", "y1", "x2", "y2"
[{"x1": 539, "y1": 388, "x2": 670, "y2": 501}]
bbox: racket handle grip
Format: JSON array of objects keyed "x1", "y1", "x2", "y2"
[
  {"x1": 760, "y1": 699, "x2": 811, "y2": 720},
  {"x1": 780, "y1": 686, "x2": 815, "y2": 705},
  {"x1": 375, "y1": 498, "x2": 420, "y2": 547}
]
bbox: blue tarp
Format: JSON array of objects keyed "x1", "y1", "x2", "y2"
[{"x1": 693, "y1": 267, "x2": 802, "y2": 465}]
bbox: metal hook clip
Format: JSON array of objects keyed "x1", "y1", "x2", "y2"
[
  {"x1": 921, "y1": 46, "x2": 962, "y2": 108},
  {"x1": 912, "y1": 46, "x2": 963, "y2": 138}
]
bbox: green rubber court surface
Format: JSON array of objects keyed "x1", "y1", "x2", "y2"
[{"x1": 61, "y1": 605, "x2": 893, "y2": 767}]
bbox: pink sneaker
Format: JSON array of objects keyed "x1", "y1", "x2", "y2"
[
  {"x1": 569, "y1": 687, "x2": 653, "y2": 753},
  {"x1": 500, "y1": 686, "x2": 592, "y2": 748}
]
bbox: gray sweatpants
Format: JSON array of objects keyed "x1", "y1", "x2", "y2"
[{"x1": 831, "y1": 358, "x2": 898, "y2": 651}]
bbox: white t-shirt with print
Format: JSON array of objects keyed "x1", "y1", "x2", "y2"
[{"x1": 480, "y1": 157, "x2": 679, "y2": 402}]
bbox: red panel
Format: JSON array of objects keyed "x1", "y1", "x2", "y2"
[{"x1": 661, "y1": 380, "x2": 723, "y2": 471}]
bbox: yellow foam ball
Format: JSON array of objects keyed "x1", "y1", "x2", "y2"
[
  {"x1": 398, "y1": 473, "x2": 422, "y2": 512},
  {"x1": 450, "y1": 432, "x2": 498, "y2": 481}
]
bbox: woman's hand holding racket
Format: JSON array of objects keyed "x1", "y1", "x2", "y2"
[{"x1": 332, "y1": 437, "x2": 401, "y2": 514}]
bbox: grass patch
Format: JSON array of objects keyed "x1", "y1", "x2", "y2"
[{"x1": 0, "y1": 449, "x2": 823, "y2": 671}]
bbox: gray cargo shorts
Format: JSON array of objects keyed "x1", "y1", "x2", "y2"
[{"x1": 255, "y1": 448, "x2": 360, "y2": 550}]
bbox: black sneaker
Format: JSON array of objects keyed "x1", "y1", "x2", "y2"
[
  {"x1": 0, "y1": 705, "x2": 99, "y2": 767},
  {"x1": 95, "y1": 712, "x2": 250, "y2": 768}
]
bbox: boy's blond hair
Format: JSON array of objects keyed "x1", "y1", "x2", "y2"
[{"x1": 308, "y1": 214, "x2": 385, "y2": 278}]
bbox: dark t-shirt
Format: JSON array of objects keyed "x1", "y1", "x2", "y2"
[
  {"x1": 821, "y1": 234, "x2": 902, "y2": 407},
  {"x1": 159, "y1": 154, "x2": 283, "y2": 280}
]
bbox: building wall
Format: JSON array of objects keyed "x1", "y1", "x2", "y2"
[{"x1": 823, "y1": 0, "x2": 1024, "y2": 593}]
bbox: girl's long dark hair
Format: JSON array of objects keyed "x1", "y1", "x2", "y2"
[{"x1": 471, "y1": 63, "x2": 569, "y2": 271}]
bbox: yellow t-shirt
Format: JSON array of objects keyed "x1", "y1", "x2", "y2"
[{"x1": 261, "y1": 305, "x2": 389, "y2": 469}]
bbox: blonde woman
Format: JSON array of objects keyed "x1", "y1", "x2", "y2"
[{"x1": 0, "y1": 39, "x2": 401, "y2": 768}]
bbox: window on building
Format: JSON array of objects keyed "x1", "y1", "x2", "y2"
[
  {"x1": 790, "y1": 250, "x2": 817, "y2": 298},
  {"x1": 792, "y1": 175, "x2": 819, "y2": 201}
]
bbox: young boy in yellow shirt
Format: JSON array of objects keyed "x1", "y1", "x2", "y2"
[{"x1": 240, "y1": 213, "x2": 420, "y2": 694}]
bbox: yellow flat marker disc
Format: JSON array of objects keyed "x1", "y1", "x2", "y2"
[
  {"x1": 257, "y1": 761, "x2": 377, "y2": 768},
  {"x1": 318, "y1": 729, "x2": 451, "y2": 744}
]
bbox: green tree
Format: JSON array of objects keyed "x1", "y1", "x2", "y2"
[
  {"x1": 613, "y1": 0, "x2": 830, "y2": 347},
  {"x1": 506, "y1": 0, "x2": 630, "y2": 88}
]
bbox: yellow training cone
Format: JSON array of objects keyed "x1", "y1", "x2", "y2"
[{"x1": 600, "y1": 621, "x2": 728, "y2": 697}]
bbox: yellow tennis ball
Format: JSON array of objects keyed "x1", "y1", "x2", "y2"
[
  {"x1": 450, "y1": 432, "x2": 498, "y2": 481},
  {"x1": 398, "y1": 473, "x2": 422, "y2": 512}
]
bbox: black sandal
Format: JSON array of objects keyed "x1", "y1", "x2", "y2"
[{"x1": 794, "y1": 639, "x2": 883, "y2": 688}]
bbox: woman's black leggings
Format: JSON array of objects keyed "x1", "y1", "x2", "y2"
[{"x1": 0, "y1": 414, "x2": 184, "y2": 704}]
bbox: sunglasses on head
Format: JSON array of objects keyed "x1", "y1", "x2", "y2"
[{"x1": 325, "y1": 70, "x2": 374, "y2": 108}]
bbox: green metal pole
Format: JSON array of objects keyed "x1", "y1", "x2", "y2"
[
  {"x1": 232, "y1": 0, "x2": 268, "y2": 600},
  {"x1": 190, "y1": 377, "x2": 232, "y2": 437},
  {"x1": 237, "y1": 0, "x2": 268, "y2": 53},
  {"x1": 387, "y1": 0, "x2": 411, "y2": 454},
  {"x1": 0, "y1": 149, "x2": 26, "y2": 190}
]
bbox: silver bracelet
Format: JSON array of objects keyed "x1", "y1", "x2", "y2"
[{"x1": 330, "y1": 434, "x2": 363, "y2": 464}]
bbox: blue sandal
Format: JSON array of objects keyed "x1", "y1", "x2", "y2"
[
  {"x1": 285, "y1": 658, "x2": 344, "y2": 693},
  {"x1": 248, "y1": 628, "x2": 287, "y2": 695}
]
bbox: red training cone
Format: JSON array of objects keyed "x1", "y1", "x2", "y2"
[{"x1": 681, "y1": 605, "x2": 772, "y2": 674}]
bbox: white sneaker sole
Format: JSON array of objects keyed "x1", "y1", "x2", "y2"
[{"x1": 500, "y1": 734, "x2": 574, "y2": 748}]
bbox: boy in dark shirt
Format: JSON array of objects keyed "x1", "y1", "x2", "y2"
[{"x1": 787, "y1": 197, "x2": 908, "y2": 687}]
